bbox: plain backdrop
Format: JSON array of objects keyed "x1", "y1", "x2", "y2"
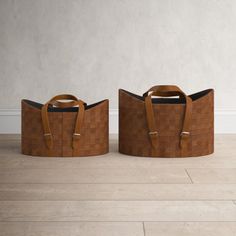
[{"x1": 0, "y1": 0, "x2": 236, "y2": 110}]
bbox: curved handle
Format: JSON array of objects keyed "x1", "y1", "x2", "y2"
[
  {"x1": 144, "y1": 85, "x2": 192, "y2": 155},
  {"x1": 143, "y1": 85, "x2": 185, "y2": 99},
  {"x1": 48, "y1": 94, "x2": 86, "y2": 109},
  {"x1": 41, "y1": 95, "x2": 85, "y2": 149}
]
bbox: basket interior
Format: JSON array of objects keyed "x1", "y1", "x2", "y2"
[
  {"x1": 22, "y1": 99, "x2": 107, "y2": 112},
  {"x1": 121, "y1": 89, "x2": 213, "y2": 104}
]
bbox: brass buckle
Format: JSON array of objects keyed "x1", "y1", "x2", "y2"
[
  {"x1": 73, "y1": 133, "x2": 81, "y2": 136},
  {"x1": 149, "y1": 131, "x2": 158, "y2": 136},
  {"x1": 181, "y1": 131, "x2": 190, "y2": 136}
]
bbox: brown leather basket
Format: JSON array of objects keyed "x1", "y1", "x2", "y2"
[
  {"x1": 119, "y1": 85, "x2": 214, "y2": 157},
  {"x1": 22, "y1": 94, "x2": 109, "y2": 157}
]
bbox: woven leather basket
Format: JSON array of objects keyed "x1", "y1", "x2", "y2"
[
  {"x1": 22, "y1": 94, "x2": 109, "y2": 157},
  {"x1": 119, "y1": 85, "x2": 214, "y2": 157}
]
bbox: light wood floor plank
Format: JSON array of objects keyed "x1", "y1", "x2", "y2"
[
  {"x1": 0, "y1": 135, "x2": 236, "y2": 236},
  {"x1": 0, "y1": 222, "x2": 144, "y2": 236},
  {"x1": 187, "y1": 168, "x2": 236, "y2": 183},
  {"x1": 2, "y1": 155, "x2": 236, "y2": 169},
  {"x1": 144, "y1": 222, "x2": 236, "y2": 236},
  {"x1": 0, "y1": 168, "x2": 191, "y2": 184},
  {"x1": 1, "y1": 155, "x2": 236, "y2": 169},
  {"x1": 0, "y1": 201, "x2": 235, "y2": 222},
  {"x1": 1, "y1": 152, "x2": 236, "y2": 169},
  {"x1": 0, "y1": 183, "x2": 236, "y2": 200},
  {"x1": 0, "y1": 135, "x2": 236, "y2": 169}
]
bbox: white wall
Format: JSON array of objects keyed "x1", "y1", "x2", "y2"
[{"x1": 0, "y1": 0, "x2": 236, "y2": 133}]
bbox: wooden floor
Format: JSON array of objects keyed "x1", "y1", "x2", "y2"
[{"x1": 0, "y1": 134, "x2": 236, "y2": 236}]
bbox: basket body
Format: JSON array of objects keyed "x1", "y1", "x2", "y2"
[
  {"x1": 119, "y1": 89, "x2": 214, "y2": 157},
  {"x1": 21, "y1": 99, "x2": 109, "y2": 157}
]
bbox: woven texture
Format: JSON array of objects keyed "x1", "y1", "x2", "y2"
[
  {"x1": 119, "y1": 88, "x2": 214, "y2": 157},
  {"x1": 21, "y1": 99, "x2": 109, "y2": 157}
]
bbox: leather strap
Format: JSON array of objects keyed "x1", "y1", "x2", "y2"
[
  {"x1": 143, "y1": 85, "x2": 185, "y2": 98},
  {"x1": 48, "y1": 94, "x2": 79, "y2": 108},
  {"x1": 48, "y1": 94, "x2": 79, "y2": 102},
  {"x1": 144, "y1": 85, "x2": 192, "y2": 156},
  {"x1": 145, "y1": 95, "x2": 159, "y2": 153},
  {"x1": 49, "y1": 100, "x2": 83, "y2": 109},
  {"x1": 72, "y1": 100, "x2": 85, "y2": 150},
  {"x1": 41, "y1": 94, "x2": 85, "y2": 150}
]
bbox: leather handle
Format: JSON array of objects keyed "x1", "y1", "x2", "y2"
[
  {"x1": 41, "y1": 95, "x2": 85, "y2": 150},
  {"x1": 48, "y1": 94, "x2": 86, "y2": 109},
  {"x1": 50, "y1": 100, "x2": 86, "y2": 109},
  {"x1": 143, "y1": 85, "x2": 185, "y2": 98},
  {"x1": 48, "y1": 94, "x2": 79, "y2": 103},
  {"x1": 144, "y1": 85, "x2": 192, "y2": 155}
]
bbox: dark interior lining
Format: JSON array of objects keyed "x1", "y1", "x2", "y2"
[
  {"x1": 22, "y1": 100, "x2": 106, "y2": 112},
  {"x1": 120, "y1": 89, "x2": 213, "y2": 104}
]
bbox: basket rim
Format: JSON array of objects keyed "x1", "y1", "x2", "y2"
[
  {"x1": 119, "y1": 88, "x2": 213, "y2": 105},
  {"x1": 21, "y1": 99, "x2": 108, "y2": 112}
]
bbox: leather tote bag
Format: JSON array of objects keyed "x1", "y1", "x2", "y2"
[
  {"x1": 22, "y1": 94, "x2": 109, "y2": 157},
  {"x1": 119, "y1": 85, "x2": 214, "y2": 157}
]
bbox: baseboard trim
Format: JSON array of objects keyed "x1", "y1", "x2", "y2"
[{"x1": 0, "y1": 109, "x2": 235, "y2": 134}]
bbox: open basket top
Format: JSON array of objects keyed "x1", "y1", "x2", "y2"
[
  {"x1": 119, "y1": 88, "x2": 213, "y2": 104},
  {"x1": 22, "y1": 99, "x2": 108, "y2": 112}
]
